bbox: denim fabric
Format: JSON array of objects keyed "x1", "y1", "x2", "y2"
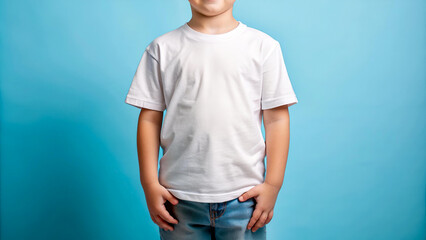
[{"x1": 159, "y1": 196, "x2": 266, "y2": 240}]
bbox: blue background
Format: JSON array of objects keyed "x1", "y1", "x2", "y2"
[{"x1": 1, "y1": 0, "x2": 425, "y2": 239}]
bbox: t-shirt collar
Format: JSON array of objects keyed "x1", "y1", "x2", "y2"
[{"x1": 182, "y1": 20, "x2": 246, "y2": 42}]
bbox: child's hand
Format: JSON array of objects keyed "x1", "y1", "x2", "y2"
[
  {"x1": 238, "y1": 182, "x2": 280, "y2": 232},
  {"x1": 143, "y1": 182, "x2": 180, "y2": 231}
]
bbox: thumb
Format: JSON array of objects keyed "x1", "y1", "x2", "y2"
[
  {"x1": 239, "y1": 186, "x2": 259, "y2": 202},
  {"x1": 164, "y1": 190, "x2": 179, "y2": 205}
]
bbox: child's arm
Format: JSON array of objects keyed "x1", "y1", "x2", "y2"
[
  {"x1": 239, "y1": 104, "x2": 291, "y2": 232},
  {"x1": 136, "y1": 108, "x2": 179, "y2": 231},
  {"x1": 137, "y1": 108, "x2": 163, "y2": 187},
  {"x1": 263, "y1": 105, "x2": 290, "y2": 190}
]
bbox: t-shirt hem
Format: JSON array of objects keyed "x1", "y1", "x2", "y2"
[{"x1": 166, "y1": 185, "x2": 257, "y2": 203}]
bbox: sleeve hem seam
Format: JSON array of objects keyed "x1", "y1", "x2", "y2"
[
  {"x1": 261, "y1": 95, "x2": 298, "y2": 109},
  {"x1": 125, "y1": 95, "x2": 166, "y2": 111},
  {"x1": 262, "y1": 94, "x2": 297, "y2": 103}
]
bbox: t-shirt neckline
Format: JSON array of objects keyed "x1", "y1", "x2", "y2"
[{"x1": 182, "y1": 20, "x2": 246, "y2": 42}]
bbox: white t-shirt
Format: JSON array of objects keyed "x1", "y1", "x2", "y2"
[{"x1": 125, "y1": 20, "x2": 298, "y2": 203}]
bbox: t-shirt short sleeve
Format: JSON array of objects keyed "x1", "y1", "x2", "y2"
[
  {"x1": 261, "y1": 40, "x2": 298, "y2": 110},
  {"x1": 125, "y1": 48, "x2": 166, "y2": 111}
]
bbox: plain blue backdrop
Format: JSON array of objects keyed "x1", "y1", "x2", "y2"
[{"x1": 1, "y1": 0, "x2": 425, "y2": 239}]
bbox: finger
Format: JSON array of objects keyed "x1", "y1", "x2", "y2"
[
  {"x1": 247, "y1": 208, "x2": 262, "y2": 230},
  {"x1": 164, "y1": 190, "x2": 179, "y2": 205},
  {"x1": 239, "y1": 186, "x2": 259, "y2": 202},
  {"x1": 159, "y1": 206, "x2": 179, "y2": 224},
  {"x1": 155, "y1": 215, "x2": 174, "y2": 231},
  {"x1": 252, "y1": 212, "x2": 268, "y2": 232},
  {"x1": 265, "y1": 210, "x2": 273, "y2": 224},
  {"x1": 154, "y1": 215, "x2": 173, "y2": 231}
]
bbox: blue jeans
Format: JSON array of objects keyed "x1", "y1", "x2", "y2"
[{"x1": 159, "y1": 196, "x2": 266, "y2": 240}]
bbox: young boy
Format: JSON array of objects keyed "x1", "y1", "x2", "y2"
[{"x1": 125, "y1": 0, "x2": 298, "y2": 239}]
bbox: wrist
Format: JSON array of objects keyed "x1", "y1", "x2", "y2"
[
  {"x1": 141, "y1": 179, "x2": 160, "y2": 189},
  {"x1": 264, "y1": 180, "x2": 282, "y2": 191}
]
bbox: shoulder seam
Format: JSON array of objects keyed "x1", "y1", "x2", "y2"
[{"x1": 145, "y1": 48, "x2": 160, "y2": 64}]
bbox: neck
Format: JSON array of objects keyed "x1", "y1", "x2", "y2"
[{"x1": 187, "y1": 7, "x2": 238, "y2": 35}]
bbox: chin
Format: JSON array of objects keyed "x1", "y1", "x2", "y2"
[{"x1": 189, "y1": 0, "x2": 235, "y2": 16}]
